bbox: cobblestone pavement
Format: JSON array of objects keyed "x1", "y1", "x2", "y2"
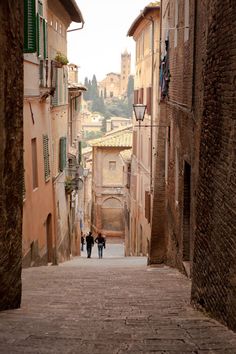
[{"x1": 0, "y1": 243, "x2": 236, "y2": 354}]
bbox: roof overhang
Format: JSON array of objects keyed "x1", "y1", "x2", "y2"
[
  {"x1": 59, "y1": 0, "x2": 84, "y2": 23},
  {"x1": 127, "y1": 5, "x2": 160, "y2": 37}
]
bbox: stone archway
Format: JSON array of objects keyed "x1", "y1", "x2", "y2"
[{"x1": 101, "y1": 197, "x2": 124, "y2": 234}]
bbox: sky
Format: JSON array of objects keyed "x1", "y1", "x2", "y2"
[{"x1": 67, "y1": 0, "x2": 150, "y2": 83}]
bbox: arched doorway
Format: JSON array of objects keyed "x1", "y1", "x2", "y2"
[{"x1": 101, "y1": 197, "x2": 124, "y2": 234}]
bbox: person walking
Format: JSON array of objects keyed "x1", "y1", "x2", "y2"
[
  {"x1": 95, "y1": 233, "x2": 106, "y2": 259},
  {"x1": 81, "y1": 234, "x2": 85, "y2": 251},
  {"x1": 85, "y1": 231, "x2": 94, "y2": 258}
]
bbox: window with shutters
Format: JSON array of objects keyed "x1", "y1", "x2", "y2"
[
  {"x1": 59, "y1": 137, "x2": 67, "y2": 172},
  {"x1": 43, "y1": 134, "x2": 50, "y2": 181},
  {"x1": 24, "y1": 0, "x2": 47, "y2": 58},
  {"x1": 51, "y1": 67, "x2": 68, "y2": 107},
  {"x1": 37, "y1": 14, "x2": 47, "y2": 59},
  {"x1": 24, "y1": 0, "x2": 36, "y2": 53}
]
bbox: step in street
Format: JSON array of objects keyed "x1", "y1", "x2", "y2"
[{"x1": 0, "y1": 243, "x2": 236, "y2": 353}]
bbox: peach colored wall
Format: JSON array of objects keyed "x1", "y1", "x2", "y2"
[{"x1": 23, "y1": 98, "x2": 54, "y2": 261}]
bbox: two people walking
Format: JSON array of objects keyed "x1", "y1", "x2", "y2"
[{"x1": 84, "y1": 231, "x2": 106, "y2": 259}]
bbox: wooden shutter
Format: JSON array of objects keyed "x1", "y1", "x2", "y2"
[
  {"x1": 139, "y1": 88, "x2": 144, "y2": 103},
  {"x1": 133, "y1": 130, "x2": 137, "y2": 156},
  {"x1": 43, "y1": 134, "x2": 50, "y2": 181},
  {"x1": 43, "y1": 19, "x2": 48, "y2": 59},
  {"x1": 51, "y1": 66, "x2": 58, "y2": 106},
  {"x1": 78, "y1": 141, "x2": 82, "y2": 164},
  {"x1": 36, "y1": 13, "x2": 40, "y2": 56},
  {"x1": 38, "y1": 0, "x2": 43, "y2": 16},
  {"x1": 24, "y1": 0, "x2": 36, "y2": 53},
  {"x1": 59, "y1": 137, "x2": 67, "y2": 172},
  {"x1": 134, "y1": 90, "x2": 139, "y2": 104},
  {"x1": 146, "y1": 87, "x2": 152, "y2": 115}
]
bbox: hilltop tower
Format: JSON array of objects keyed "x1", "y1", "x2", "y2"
[{"x1": 120, "y1": 50, "x2": 131, "y2": 97}]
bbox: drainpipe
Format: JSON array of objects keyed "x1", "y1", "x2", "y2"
[{"x1": 142, "y1": 14, "x2": 155, "y2": 193}]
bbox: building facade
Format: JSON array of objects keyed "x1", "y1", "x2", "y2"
[
  {"x1": 23, "y1": 0, "x2": 84, "y2": 266},
  {"x1": 90, "y1": 128, "x2": 132, "y2": 238},
  {"x1": 99, "y1": 51, "x2": 131, "y2": 99},
  {"x1": 127, "y1": 3, "x2": 160, "y2": 257}
]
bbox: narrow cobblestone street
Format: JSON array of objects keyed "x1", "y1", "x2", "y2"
[{"x1": 0, "y1": 243, "x2": 236, "y2": 354}]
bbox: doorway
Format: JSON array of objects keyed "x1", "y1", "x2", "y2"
[{"x1": 183, "y1": 161, "x2": 191, "y2": 261}]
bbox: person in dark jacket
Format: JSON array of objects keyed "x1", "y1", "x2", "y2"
[
  {"x1": 95, "y1": 233, "x2": 106, "y2": 259},
  {"x1": 81, "y1": 234, "x2": 85, "y2": 251},
  {"x1": 86, "y1": 231, "x2": 94, "y2": 258}
]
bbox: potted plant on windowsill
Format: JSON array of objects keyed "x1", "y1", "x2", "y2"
[
  {"x1": 65, "y1": 177, "x2": 74, "y2": 194},
  {"x1": 54, "y1": 52, "x2": 69, "y2": 67}
]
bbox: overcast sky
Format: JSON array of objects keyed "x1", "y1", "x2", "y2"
[{"x1": 67, "y1": 0, "x2": 150, "y2": 83}]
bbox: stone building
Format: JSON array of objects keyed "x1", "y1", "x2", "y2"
[
  {"x1": 0, "y1": 1, "x2": 23, "y2": 310},
  {"x1": 23, "y1": 0, "x2": 84, "y2": 266},
  {"x1": 99, "y1": 72, "x2": 121, "y2": 99},
  {"x1": 99, "y1": 51, "x2": 131, "y2": 99},
  {"x1": 127, "y1": 3, "x2": 161, "y2": 257},
  {"x1": 90, "y1": 127, "x2": 132, "y2": 238}
]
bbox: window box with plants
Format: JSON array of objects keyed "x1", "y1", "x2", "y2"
[{"x1": 54, "y1": 52, "x2": 69, "y2": 67}]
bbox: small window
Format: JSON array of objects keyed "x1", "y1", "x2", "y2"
[
  {"x1": 109, "y1": 161, "x2": 116, "y2": 170},
  {"x1": 55, "y1": 21, "x2": 58, "y2": 31}
]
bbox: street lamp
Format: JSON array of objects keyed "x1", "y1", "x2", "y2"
[{"x1": 133, "y1": 104, "x2": 147, "y2": 123}]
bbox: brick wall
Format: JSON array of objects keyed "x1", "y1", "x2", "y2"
[
  {"x1": 0, "y1": 1, "x2": 23, "y2": 309},
  {"x1": 191, "y1": 0, "x2": 236, "y2": 331}
]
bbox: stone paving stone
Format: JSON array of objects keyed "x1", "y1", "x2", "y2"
[{"x1": 0, "y1": 244, "x2": 236, "y2": 353}]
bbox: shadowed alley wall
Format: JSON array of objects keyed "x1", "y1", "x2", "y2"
[
  {"x1": 191, "y1": 0, "x2": 236, "y2": 331},
  {"x1": 0, "y1": 1, "x2": 23, "y2": 309}
]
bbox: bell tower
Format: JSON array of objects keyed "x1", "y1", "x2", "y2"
[{"x1": 120, "y1": 50, "x2": 131, "y2": 97}]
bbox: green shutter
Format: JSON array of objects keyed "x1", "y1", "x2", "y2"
[
  {"x1": 38, "y1": 0, "x2": 43, "y2": 16},
  {"x1": 59, "y1": 137, "x2": 67, "y2": 172},
  {"x1": 24, "y1": 0, "x2": 36, "y2": 53},
  {"x1": 78, "y1": 141, "x2": 82, "y2": 164},
  {"x1": 43, "y1": 134, "x2": 50, "y2": 181},
  {"x1": 36, "y1": 13, "x2": 40, "y2": 56},
  {"x1": 75, "y1": 97, "x2": 78, "y2": 111},
  {"x1": 43, "y1": 19, "x2": 48, "y2": 59},
  {"x1": 51, "y1": 68, "x2": 58, "y2": 106}
]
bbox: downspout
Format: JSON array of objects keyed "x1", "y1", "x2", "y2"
[
  {"x1": 142, "y1": 14, "x2": 155, "y2": 193},
  {"x1": 191, "y1": 0, "x2": 197, "y2": 114}
]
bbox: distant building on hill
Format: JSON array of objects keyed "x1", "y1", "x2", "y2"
[{"x1": 99, "y1": 50, "x2": 131, "y2": 99}]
